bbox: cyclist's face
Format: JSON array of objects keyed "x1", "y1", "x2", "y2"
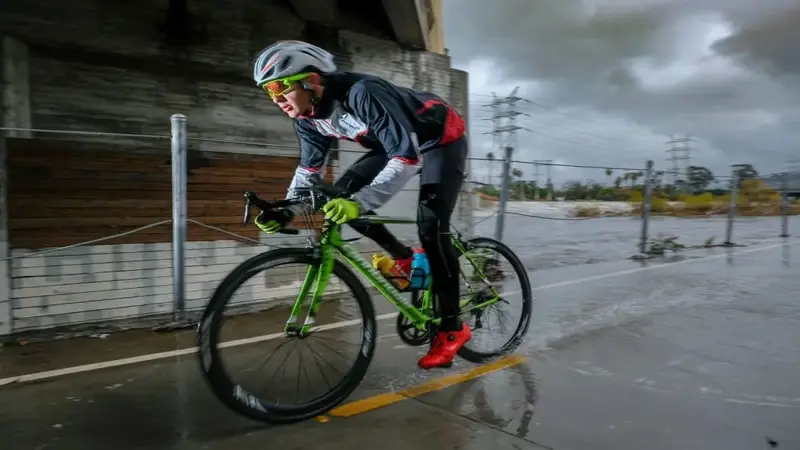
[{"x1": 272, "y1": 82, "x2": 310, "y2": 119}]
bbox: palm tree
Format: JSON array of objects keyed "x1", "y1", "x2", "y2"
[
  {"x1": 605, "y1": 168, "x2": 613, "y2": 186},
  {"x1": 511, "y1": 168, "x2": 524, "y2": 200},
  {"x1": 486, "y1": 152, "x2": 495, "y2": 185}
]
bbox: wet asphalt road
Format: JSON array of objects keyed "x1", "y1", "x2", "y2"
[{"x1": 1, "y1": 239, "x2": 799, "y2": 450}]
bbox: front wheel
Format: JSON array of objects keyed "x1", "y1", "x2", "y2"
[
  {"x1": 197, "y1": 247, "x2": 377, "y2": 424},
  {"x1": 455, "y1": 237, "x2": 533, "y2": 363}
]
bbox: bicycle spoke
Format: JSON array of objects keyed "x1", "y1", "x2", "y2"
[
  {"x1": 300, "y1": 347, "x2": 318, "y2": 397},
  {"x1": 243, "y1": 338, "x2": 294, "y2": 383},
  {"x1": 307, "y1": 344, "x2": 336, "y2": 391},
  {"x1": 305, "y1": 341, "x2": 347, "y2": 378},
  {"x1": 265, "y1": 341, "x2": 298, "y2": 401},
  {"x1": 308, "y1": 333, "x2": 361, "y2": 347},
  {"x1": 310, "y1": 336, "x2": 357, "y2": 365},
  {"x1": 295, "y1": 348, "x2": 304, "y2": 403}
]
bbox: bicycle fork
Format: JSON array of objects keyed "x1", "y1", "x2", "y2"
[{"x1": 285, "y1": 245, "x2": 335, "y2": 335}]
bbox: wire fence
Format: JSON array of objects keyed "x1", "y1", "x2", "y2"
[
  {"x1": 0, "y1": 118, "x2": 476, "y2": 338},
  {"x1": 0, "y1": 120, "x2": 797, "y2": 340},
  {"x1": 472, "y1": 151, "x2": 797, "y2": 261}
]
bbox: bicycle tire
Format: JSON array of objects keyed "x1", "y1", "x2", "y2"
[
  {"x1": 197, "y1": 247, "x2": 377, "y2": 424},
  {"x1": 456, "y1": 236, "x2": 533, "y2": 364}
]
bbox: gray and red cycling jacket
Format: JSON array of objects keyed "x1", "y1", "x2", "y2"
[{"x1": 286, "y1": 72, "x2": 466, "y2": 212}]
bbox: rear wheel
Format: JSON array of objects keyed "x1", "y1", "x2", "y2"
[
  {"x1": 455, "y1": 237, "x2": 533, "y2": 363},
  {"x1": 198, "y1": 247, "x2": 377, "y2": 424}
]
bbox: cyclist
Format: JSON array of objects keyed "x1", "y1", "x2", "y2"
[{"x1": 251, "y1": 40, "x2": 470, "y2": 370}]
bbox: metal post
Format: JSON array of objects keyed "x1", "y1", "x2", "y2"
[
  {"x1": 639, "y1": 160, "x2": 654, "y2": 254},
  {"x1": 780, "y1": 172, "x2": 790, "y2": 238},
  {"x1": 724, "y1": 165, "x2": 740, "y2": 246},
  {"x1": 495, "y1": 146, "x2": 513, "y2": 242},
  {"x1": 0, "y1": 138, "x2": 12, "y2": 336},
  {"x1": 171, "y1": 114, "x2": 188, "y2": 321}
]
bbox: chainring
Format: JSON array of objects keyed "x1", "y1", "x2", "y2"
[{"x1": 395, "y1": 293, "x2": 430, "y2": 346}]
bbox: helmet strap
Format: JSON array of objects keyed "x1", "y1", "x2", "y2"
[{"x1": 302, "y1": 76, "x2": 330, "y2": 118}]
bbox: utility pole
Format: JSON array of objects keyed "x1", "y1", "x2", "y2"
[
  {"x1": 666, "y1": 135, "x2": 692, "y2": 193},
  {"x1": 488, "y1": 92, "x2": 501, "y2": 175},
  {"x1": 483, "y1": 87, "x2": 531, "y2": 150},
  {"x1": 788, "y1": 158, "x2": 800, "y2": 197},
  {"x1": 483, "y1": 90, "x2": 527, "y2": 186},
  {"x1": 481, "y1": 86, "x2": 532, "y2": 190},
  {"x1": 482, "y1": 87, "x2": 531, "y2": 241},
  {"x1": 782, "y1": 159, "x2": 799, "y2": 238},
  {"x1": 532, "y1": 159, "x2": 552, "y2": 200}
]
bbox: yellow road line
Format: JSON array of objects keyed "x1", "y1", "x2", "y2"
[{"x1": 325, "y1": 354, "x2": 527, "y2": 418}]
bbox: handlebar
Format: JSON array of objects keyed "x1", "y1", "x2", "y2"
[
  {"x1": 241, "y1": 183, "x2": 352, "y2": 234},
  {"x1": 241, "y1": 191, "x2": 299, "y2": 234}
]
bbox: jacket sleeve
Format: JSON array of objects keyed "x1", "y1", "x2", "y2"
[
  {"x1": 347, "y1": 80, "x2": 422, "y2": 212},
  {"x1": 287, "y1": 120, "x2": 334, "y2": 214}
]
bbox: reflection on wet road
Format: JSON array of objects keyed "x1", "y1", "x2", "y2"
[{"x1": 1, "y1": 240, "x2": 798, "y2": 450}]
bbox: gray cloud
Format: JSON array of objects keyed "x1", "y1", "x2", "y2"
[
  {"x1": 714, "y1": 8, "x2": 800, "y2": 76},
  {"x1": 444, "y1": 0, "x2": 800, "y2": 184}
]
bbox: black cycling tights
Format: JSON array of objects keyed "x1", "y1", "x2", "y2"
[{"x1": 336, "y1": 139, "x2": 468, "y2": 331}]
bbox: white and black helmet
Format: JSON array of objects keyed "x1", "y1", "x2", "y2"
[{"x1": 253, "y1": 40, "x2": 337, "y2": 85}]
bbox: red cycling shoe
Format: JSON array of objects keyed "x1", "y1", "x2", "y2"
[{"x1": 417, "y1": 323, "x2": 472, "y2": 370}]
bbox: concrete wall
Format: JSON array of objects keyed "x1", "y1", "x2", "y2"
[
  {"x1": 0, "y1": 0, "x2": 470, "y2": 335},
  {"x1": 426, "y1": 0, "x2": 446, "y2": 55}
]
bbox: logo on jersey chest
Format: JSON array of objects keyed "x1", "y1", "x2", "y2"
[{"x1": 312, "y1": 106, "x2": 368, "y2": 141}]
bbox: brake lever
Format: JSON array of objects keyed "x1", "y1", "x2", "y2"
[
  {"x1": 242, "y1": 191, "x2": 255, "y2": 227},
  {"x1": 309, "y1": 186, "x2": 319, "y2": 212}
]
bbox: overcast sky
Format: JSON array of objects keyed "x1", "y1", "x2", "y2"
[{"x1": 443, "y1": 0, "x2": 800, "y2": 186}]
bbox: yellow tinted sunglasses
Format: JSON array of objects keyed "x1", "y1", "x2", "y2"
[{"x1": 260, "y1": 72, "x2": 311, "y2": 99}]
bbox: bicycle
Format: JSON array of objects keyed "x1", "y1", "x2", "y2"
[{"x1": 197, "y1": 184, "x2": 533, "y2": 424}]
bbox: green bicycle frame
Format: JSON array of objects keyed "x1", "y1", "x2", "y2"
[{"x1": 285, "y1": 216, "x2": 503, "y2": 335}]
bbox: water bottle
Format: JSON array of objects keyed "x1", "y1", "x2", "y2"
[
  {"x1": 373, "y1": 254, "x2": 409, "y2": 290},
  {"x1": 409, "y1": 251, "x2": 430, "y2": 289}
]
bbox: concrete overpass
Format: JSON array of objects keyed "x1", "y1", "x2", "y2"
[
  {"x1": 288, "y1": 0, "x2": 445, "y2": 53},
  {"x1": 1, "y1": 0, "x2": 454, "y2": 146}
]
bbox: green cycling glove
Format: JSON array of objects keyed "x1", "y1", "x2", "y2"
[
  {"x1": 254, "y1": 209, "x2": 294, "y2": 234},
  {"x1": 322, "y1": 198, "x2": 363, "y2": 224}
]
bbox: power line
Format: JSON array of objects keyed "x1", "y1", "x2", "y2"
[{"x1": 469, "y1": 93, "x2": 668, "y2": 145}]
